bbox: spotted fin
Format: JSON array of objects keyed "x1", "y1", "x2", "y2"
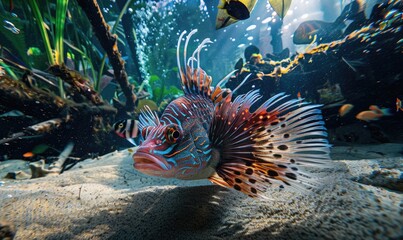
[{"x1": 208, "y1": 91, "x2": 331, "y2": 197}]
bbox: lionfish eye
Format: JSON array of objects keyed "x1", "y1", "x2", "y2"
[
  {"x1": 118, "y1": 123, "x2": 124, "y2": 128},
  {"x1": 165, "y1": 125, "x2": 181, "y2": 144}
]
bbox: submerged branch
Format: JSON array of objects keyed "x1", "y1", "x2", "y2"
[
  {"x1": 75, "y1": 0, "x2": 136, "y2": 112},
  {"x1": 48, "y1": 64, "x2": 103, "y2": 105},
  {"x1": 0, "y1": 74, "x2": 117, "y2": 147},
  {"x1": 29, "y1": 141, "x2": 74, "y2": 178},
  {"x1": 116, "y1": 0, "x2": 143, "y2": 84},
  {"x1": 0, "y1": 75, "x2": 66, "y2": 120},
  {"x1": 0, "y1": 118, "x2": 64, "y2": 145},
  {"x1": 48, "y1": 141, "x2": 75, "y2": 175}
]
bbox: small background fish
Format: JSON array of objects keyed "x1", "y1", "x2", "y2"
[{"x1": 113, "y1": 119, "x2": 139, "y2": 146}]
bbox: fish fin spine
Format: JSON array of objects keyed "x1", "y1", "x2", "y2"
[
  {"x1": 177, "y1": 30, "x2": 235, "y2": 105},
  {"x1": 177, "y1": 30, "x2": 215, "y2": 98}
]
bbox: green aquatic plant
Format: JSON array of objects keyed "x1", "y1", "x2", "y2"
[
  {"x1": 64, "y1": 0, "x2": 102, "y2": 76},
  {"x1": 28, "y1": 0, "x2": 54, "y2": 65},
  {"x1": 148, "y1": 74, "x2": 182, "y2": 107},
  {"x1": 28, "y1": 0, "x2": 68, "y2": 97},
  {"x1": 55, "y1": 0, "x2": 69, "y2": 97},
  {"x1": 0, "y1": 59, "x2": 18, "y2": 80},
  {"x1": 55, "y1": 0, "x2": 69, "y2": 65}
]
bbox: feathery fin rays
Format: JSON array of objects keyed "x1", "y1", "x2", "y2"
[
  {"x1": 138, "y1": 30, "x2": 216, "y2": 135},
  {"x1": 209, "y1": 91, "x2": 331, "y2": 198},
  {"x1": 176, "y1": 29, "x2": 250, "y2": 103},
  {"x1": 138, "y1": 105, "x2": 160, "y2": 130},
  {"x1": 176, "y1": 30, "x2": 241, "y2": 103},
  {"x1": 177, "y1": 29, "x2": 224, "y2": 99}
]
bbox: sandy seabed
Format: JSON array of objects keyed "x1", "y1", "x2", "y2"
[{"x1": 0, "y1": 144, "x2": 402, "y2": 240}]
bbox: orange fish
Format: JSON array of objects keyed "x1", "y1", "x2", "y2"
[
  {"x1": 356, "y1": 105, "x2": 391, "y2": 122},
  {"x1": 396, "y1": 98, "x2": 402, "y2": 112},
  {"x1": 368, "y1": 105, "x2": 383, "y2": 115},
  {"x1": 356, "y1": 110, "x2": 382, "y2": 122},
  {"x1": 368, "y1": 105, "x2": 391, "y2": 116},
  {"x1": 339, "y1": 104, "x2": 354, "y2": 117},
  {"x1": 23, "y1": 152, "x2": 34, "y2": 158},
  {"x1": 297, "y1": 92, "x2": 302, "y2": 106}
]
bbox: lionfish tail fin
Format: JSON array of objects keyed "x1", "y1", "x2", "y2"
[{"x1": 208, "y1": 91, "x2": 331, "y2": 198}]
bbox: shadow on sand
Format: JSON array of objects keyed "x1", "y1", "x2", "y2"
[{"x1": 45, "y1": 185, "x2": 247, "y2": 239}]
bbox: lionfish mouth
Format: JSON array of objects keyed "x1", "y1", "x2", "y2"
[{"x1": 133, "y1": 151, "x2": 170, "y2": 172}]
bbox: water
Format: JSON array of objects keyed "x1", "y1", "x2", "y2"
[{"x1": 0, "y1": 0, "x2": 402, "y2": 239}]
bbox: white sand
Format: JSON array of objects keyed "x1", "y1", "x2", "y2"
[{"x1": 0, "y1": 145, "x2": 402, "y2": 239}]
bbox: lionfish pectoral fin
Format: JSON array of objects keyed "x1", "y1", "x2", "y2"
[
  {"x1": 209, "y1": 91, "x2": 331, "y2": 198},
  {"x1": 208, "y1": 162, "x2": 303, "y2": 198}
]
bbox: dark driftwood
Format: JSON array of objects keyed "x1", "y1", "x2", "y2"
[
  {"x1": 0, "y1": 75, "x2": 67, "y2": 120},
  {"x1": 116, "y1": 0, "x2": 143, "y2": 84},
  {"x1": 48, "y1": 64, "x2": 104, "y2": 105},
  {"x1": 0, "y1": 72, "x2": 118, "y2": 156},
  {"x1": 0, "y1": 75, "x2": 117, "y2": 119},
  {"x1": 75, "y1": 0, "x2": 136, "y2": 112}
]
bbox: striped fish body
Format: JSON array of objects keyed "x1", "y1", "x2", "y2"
[
  {"x1": 113, "y1": 119, "x2": 139, "y2": 146},
  {"x1": 132, "y1": 30, "x2": 330, "y2": 198}
]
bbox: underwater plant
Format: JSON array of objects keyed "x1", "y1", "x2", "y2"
[
  {"x1": 147, "y1": 74, "x2": 182, "y2": 108},
  {"x1": 28, "y1": 0, "x2": 69, "y2": 97}
]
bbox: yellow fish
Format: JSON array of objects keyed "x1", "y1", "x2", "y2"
[
  {"x1": 216, "y1": 0, "x2": 258, "y2": 29},
  {"x1": 269, "y1": 0, "x2": 292, "y2": 19}
]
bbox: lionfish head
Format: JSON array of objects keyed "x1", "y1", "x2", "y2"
[{"x1": 133, "y1": 123, "x2": 186, "y2": 178}]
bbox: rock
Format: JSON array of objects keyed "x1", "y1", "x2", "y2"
[
  {"x1": 4, "y1": 171, "x2": 31, "y2": 180},
  {"x1": 0, "y1": 160, "x2": 30, "y2": 179},
  {"x1": 340, "y1": 157, "x2": 403, "y2": 191},
  {"x1": 331, "y1": 143, "x2": 403, "y2": 160}
]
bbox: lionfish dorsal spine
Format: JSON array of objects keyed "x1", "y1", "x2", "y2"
[
  {"x1": 138, "y1": 105, "x2": 160, "y2": 130},
  {"x1": 178, "y1": 30, "x2": 256, "y2": 105},
  {"x1": 177, "y1": 30, "x2": 224, "y2": 99}
]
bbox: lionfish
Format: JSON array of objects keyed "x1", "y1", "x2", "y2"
[{"x1": 127, "y1": 30, "x2": 330, "y2": 197}]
